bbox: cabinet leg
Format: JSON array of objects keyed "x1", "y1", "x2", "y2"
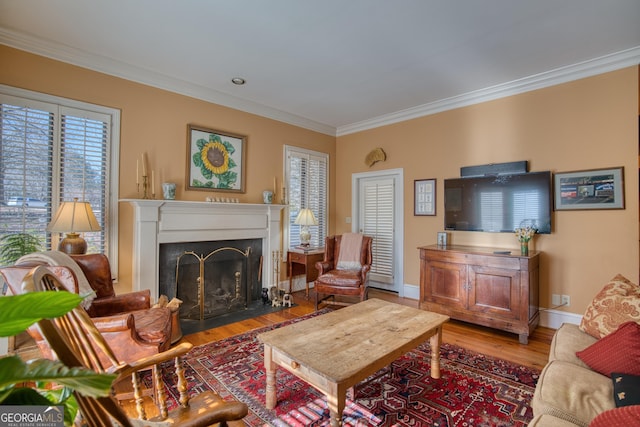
[{"x1": 519, "y1": 333, "x2": 528, "y2": 345}]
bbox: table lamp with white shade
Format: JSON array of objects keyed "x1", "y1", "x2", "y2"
[
  {"x1": 47, "y1": 198, "x2": 101, "y2": 254},
  {"x1": 295, "y1": 208, "x2": 317, "y2": 247}
]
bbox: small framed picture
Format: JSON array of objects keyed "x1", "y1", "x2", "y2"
[
  {"x1": 437, "y1": 232, "x2": 448, "y2": 247},
  {"x1": 414, "y1": 178, "x2": 436, "y2": 216},
  {"x1": 554, "y1": 167, "x2": 624, "y2": 210}
]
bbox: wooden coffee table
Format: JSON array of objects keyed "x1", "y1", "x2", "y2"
[{"x1": 258, "y1": 298, "x2": 449, "y2": 426}]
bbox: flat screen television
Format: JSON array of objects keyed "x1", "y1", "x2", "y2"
[{"x1": 444, "y1": 171, "x2": 552, "y2": 234}]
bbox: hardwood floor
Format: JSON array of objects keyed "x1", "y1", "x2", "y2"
[{"x1": 182, "y1": 288, "x2": 553, "y2": 371}]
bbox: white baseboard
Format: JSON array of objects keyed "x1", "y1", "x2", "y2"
[
  {"x1": 403, "y1": 284, "x2": 420, "y2": 300},
  {"x1": 284, "y1": 276, "x2": 310, "y2": 293},
  {"x1": 539, "y1": 308, "x2": 582, "y2": 329}
]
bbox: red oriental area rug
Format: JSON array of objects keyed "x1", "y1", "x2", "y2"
[{"x1": 159, "y1": 311, "x2": 539, "y2": 426}]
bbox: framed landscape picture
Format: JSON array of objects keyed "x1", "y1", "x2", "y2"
[
  {"x1": 554, "y1": 167, "x2": 624, "y2": 210},
  {"x1": 186, "y1": 125, "x2": 246, "y2": 193}
]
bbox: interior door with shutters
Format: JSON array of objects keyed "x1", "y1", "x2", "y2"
[{"x1": 359, "y1": 176, "x2": 395, "y2": 290}]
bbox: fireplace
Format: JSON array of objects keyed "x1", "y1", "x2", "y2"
[
  {"x1": 159, "y1": 238, "x2": 262, "y2": 320},
  {"x1": 122, "y1": 199, "x2": 284, "y2": 303}
]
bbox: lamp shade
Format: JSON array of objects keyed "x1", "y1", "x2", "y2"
[
  {"x1": 47, "y1": 198, "x2": 101, "y2": 254},
  {"x1": 294, "y1": 208, "x2": 318, "y2": 226},
  {"x1": 47, "y1": 198, "x2": 101, "y2": 233}
]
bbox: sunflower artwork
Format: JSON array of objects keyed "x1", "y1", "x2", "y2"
[{"x1": 188, "y1": 125, "x2": 246, "y2": 192}]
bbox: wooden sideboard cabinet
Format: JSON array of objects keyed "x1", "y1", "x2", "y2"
[{"x1": 419, "y1": 244, "x2": 539, "y2": 344}]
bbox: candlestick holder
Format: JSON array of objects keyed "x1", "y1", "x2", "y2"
[{"x1": 139, "y1": 175, "x2": 152, "y2": 199}]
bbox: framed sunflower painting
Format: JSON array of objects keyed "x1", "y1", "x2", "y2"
[{"x1": 186, "y1": 125, "x2": 247, "y2": 193}]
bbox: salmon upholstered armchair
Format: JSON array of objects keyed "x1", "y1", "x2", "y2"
[{"x1": 314, "y1": 233, "x2": 373, "y2": 310}]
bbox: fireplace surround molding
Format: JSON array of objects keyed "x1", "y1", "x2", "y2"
[{"x1": 122, "y1": 199, "x2": 285, "y2": 301}]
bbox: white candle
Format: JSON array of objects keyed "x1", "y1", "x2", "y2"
[
  {"x1": 151, "y1": 170, "x2": 155, "y2": 193},
  {"x1": 136, "y1": 159, "x2": 139, "y2": 185},
  {"x1": 273, "y1": 177, "x2": 277, "y2": 194},
  {"x1": 142, "y1": 153, "x2": 148, "y2": 176}
]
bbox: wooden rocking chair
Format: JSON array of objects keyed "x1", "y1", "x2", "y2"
[{"x1": 23, "y1": 266, "x2": 248, "y2": 427}]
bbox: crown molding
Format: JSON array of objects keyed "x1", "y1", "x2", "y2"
[
  {"x1": 2, "y1": 27, "x2": 638, "y2": 139},
  {"x1": 0, "y1": 28, "x2": 336, "y2": 136},
  {"x1": 337, "y1": 46, "x2": 640, "y2": 136}
]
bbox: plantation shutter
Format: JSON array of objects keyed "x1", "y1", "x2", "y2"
[
  {"x1": 0, "y1": 92, "x2": 113, "y2": 256},
  {"x1": 59, "y1": 107, "x2": 110, "y2": 253},
  {"x1": 361, "y1": 179, "x2": 394, "y2": 283},
  {"x1": 285, "y1": 146, "x2": 328, "y2": 248},
  {"x1": 0, "y1": 101, "x2": 55, "y2": 246}
]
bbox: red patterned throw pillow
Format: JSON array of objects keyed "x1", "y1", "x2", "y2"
[
  {"x1": 576, "y1": 321, "x2": 640, "y2": 377},
  {"x1": 580, "y1": 274, "x2": 640, "y2": 339}
]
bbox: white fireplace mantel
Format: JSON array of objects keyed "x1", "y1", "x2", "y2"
[{"x1": 122, "y1": 199, "x2": 285, "y2": 301}]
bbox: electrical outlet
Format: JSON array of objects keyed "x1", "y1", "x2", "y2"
[
  {"x1": 561, "y1": 295, "x2": 570, "y2": 306},
  {"x1": 551, "y1": 294, "x2": 561, "y2": 306}
]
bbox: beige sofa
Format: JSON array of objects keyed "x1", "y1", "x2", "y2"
[
  {"x1": 528, "y1": 323, "x2": 615, "y2": 426},
  {"x1": 529, "y1": 273, "x2": 640, "y2": 426}
]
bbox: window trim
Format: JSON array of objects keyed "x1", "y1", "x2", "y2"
[
  {"x1": 0, "y1": 84, "x2": 121, "y2": 277},
  {"x1": 283, "y1": 145, "x2": 329, "y2": 249}
]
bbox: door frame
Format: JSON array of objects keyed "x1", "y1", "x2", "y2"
[{"x1": 352, "y1": 168, "x2": 404, "y2": 296}]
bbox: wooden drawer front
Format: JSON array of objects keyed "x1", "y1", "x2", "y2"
[
  {"x1": 468, "y1": 266, "x2": 519, "y2": 320},
  {"x1": 272, "y1": 348, "x2": 331, "y2": 394},
  {"x1": 289, "y1": 251, "x2": 306, "y2": 263},
  {"x1": 426, "y1": 261, "x2": 466, "y2": 308},
  {"x1": 424, "y1": 250, "x2": 522, "y2": 270}
]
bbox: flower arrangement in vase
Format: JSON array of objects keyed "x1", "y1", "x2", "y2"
[{"x1": 514, "y1": 226, "x2": 537, "y2": 256}]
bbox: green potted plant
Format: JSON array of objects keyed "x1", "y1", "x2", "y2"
[
  {"x1": 0, "y1": 290, "x2": 115, "y2": 425},
  {"x1": 0, "y1": 233, "x2": 43, "y2": 265}
]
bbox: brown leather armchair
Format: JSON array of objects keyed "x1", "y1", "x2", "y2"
[
  {"x1": 0, "y1": 253, "x2": 173, "y2": 361},
  {"x1": 70, "y1": 254, "x2": 151, "y2": 317},
  {"x1": 25, "y1": 266, "x2": 248, "y2": 426},
  {"x1": 314, "y1": 234, "x2": 373, "y2": 310},
  {"x1": 71, "y1": 253, "x2": 180, "y2": 348}
]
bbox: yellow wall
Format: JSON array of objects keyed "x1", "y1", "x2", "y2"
[
  {"x1": 2, "y1": 44, "x2": 638, "y2": 315},
  {"x1": 0, "y1": 45, "x2": 336, "y2": 291},
  {"x1": 336, "y1": 66, "x2": 639, "y2": 314}
]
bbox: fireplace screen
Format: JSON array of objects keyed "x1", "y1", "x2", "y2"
[
  {"x1": 159, "y1": 238, "x2": 263, "y2": 322},
  {"x1": 175, "y1": 246, "x2": 252, "y2": 320}
]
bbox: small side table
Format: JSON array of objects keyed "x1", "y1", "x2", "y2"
[{"x1": 287, "y1": 248, "x2": 325, "y2": 298}]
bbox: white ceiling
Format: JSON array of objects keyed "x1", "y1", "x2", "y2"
[{"x1": 1, "y1": 1, "x2": 639, "y2": 136}]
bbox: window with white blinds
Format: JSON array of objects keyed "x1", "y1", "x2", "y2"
[
  {"x1": 361, "y1": 179, "x2": 394, "y2": 282},
  {"x1": 0, "y1": 87, "x2": 119, "y2": 260},
  {"x1": 285, "y1": 146, "x2": 328, "y2": 248}
]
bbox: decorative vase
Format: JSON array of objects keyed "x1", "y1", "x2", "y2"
[
  {"x1": 162, "y1": 182, "x2": 176, "y2": 200},
  {"x1": 263, "y1": 190, "x2": 273, "y2": 204},
  {"x1": 520, "y1": 241, "x2": 529, "y2": 256}
]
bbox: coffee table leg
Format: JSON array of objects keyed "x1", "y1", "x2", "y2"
[
  {"x1": 430, "y1": 326, "x2": 443, "y2": 379},
  {"x1": 264, "y1": 344, "x2": 277, "y2": 409},
  {"x1": 327, "y1": 383, "x2": 346, "y2": 427}
]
